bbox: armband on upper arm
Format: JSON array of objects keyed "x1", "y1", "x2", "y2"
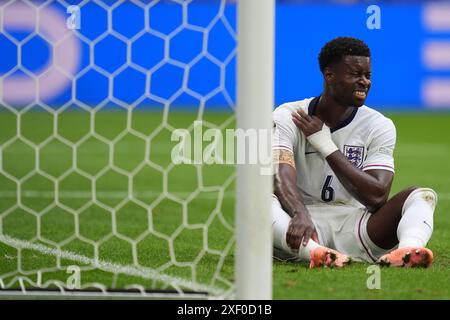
[{"x1": 273, "y1": 149, "x2": 296, "y2": 169}]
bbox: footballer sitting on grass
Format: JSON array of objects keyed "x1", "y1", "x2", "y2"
[{"x1": 272, "y1": 36, "x2": 438, "y2": 268}]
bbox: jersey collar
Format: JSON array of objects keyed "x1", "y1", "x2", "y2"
[{"x1": 308, "y1": 96, "x2": 358, "y2": 133}]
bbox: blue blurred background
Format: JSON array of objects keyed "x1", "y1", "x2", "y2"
[{"x1": 1, "y1": 0, "x2": 449, "y2": 111}]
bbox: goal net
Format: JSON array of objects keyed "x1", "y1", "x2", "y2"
[{"x1": 0, "y1": 0, "x2": 273, "y2": 299}]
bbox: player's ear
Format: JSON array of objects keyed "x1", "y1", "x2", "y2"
[{"x1": 323, "y1": 67, "x2": 335, "y2": 85}]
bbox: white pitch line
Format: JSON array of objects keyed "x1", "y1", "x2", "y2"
[
  {"x1": 0, "y1": 190, "x2": 235, "y2": 199},
  {"x1": 0, "y1": 235, "x2": 225, "y2": 297}
]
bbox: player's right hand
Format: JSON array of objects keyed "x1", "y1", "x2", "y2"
[{"x1": 286, "y1": 211, "x2": 319, "y2": 250}]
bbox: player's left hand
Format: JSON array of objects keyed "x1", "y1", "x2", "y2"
[
  {"x1": 291, "y1": 109, "x2": 338, "y2": 158},
  {"x1": 291, "y1": 109, "x2": 323, "y2": 136}
]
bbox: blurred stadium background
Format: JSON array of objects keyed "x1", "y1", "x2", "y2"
[
  {"x1": 0, "y1": 0, "x2": 449, "y2": 299},
  {"x1": 3, "y1": 0, "x2": 450, "y2": 110}
]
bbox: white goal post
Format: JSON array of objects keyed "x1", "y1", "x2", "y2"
[{"x1": 236, "y1": 0, "x2": 274, "y2": 300}]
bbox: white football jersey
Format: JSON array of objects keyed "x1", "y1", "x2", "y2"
[{"x1": 273, "y1": 96, "x2": 396, "y2": 209}]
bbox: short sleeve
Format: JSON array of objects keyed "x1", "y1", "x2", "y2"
[
  {"x1": 362, "y1": 118, "x2": 396, "y2": 173},
  {"x1": 272, "y1": 106, "x2": 299, "y2": 152}
]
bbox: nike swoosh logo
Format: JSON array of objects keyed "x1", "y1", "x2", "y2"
[
  {"x1": 305, "y1": 152, "x2": 317, "y2": 155},
  {"x1": 423, "y1": 221, "x2": 432, "y2": 229}
]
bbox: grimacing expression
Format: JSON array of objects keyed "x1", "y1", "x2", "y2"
[{"x1": 325, "y1": 55, "x2": 372, "y2": 108}]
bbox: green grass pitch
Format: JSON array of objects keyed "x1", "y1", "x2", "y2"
[{"x1": 0, "y1": 109, "x2": 449, "y2": 299}]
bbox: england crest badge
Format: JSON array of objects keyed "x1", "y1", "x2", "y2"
[{"x1": 343, "y1": 145, "x2": 365, "y2": 168}]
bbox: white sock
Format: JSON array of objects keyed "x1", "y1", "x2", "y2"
[
  {"x1": 397, "y1": 188, "x2": 437, "y2": 248},
  {"x1": 272, "y1": 197, "x2": 321, "y2": 261},
  {"x1": 298, "y1": 239, "x2": 321, "y2": 260}
]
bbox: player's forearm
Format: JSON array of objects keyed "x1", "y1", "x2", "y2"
[
  {"x1": 274, "y1": 164, "x2": 309, "y2": 217},
  {"x1": 326, "y1": 151, "x2": 389, "y2": 211}
]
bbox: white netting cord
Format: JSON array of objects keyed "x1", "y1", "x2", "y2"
[{"x1": 0, "y1": 0, "x2": 236, "y2": 298}]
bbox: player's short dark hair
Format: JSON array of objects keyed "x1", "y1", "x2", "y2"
[{"x1": 318, "y1": 37, "x2": 371, "y2": 73}]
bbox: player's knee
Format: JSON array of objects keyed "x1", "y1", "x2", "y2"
[
  {"x1": 419, "y1": 187, "x2": 438, "y2": 208},
  {"x1": 403, "y1": 187, "x2": 438, "y2": 212},
  {"x1": 403, "y1": 186, "x2": 421, "y2": 195}
]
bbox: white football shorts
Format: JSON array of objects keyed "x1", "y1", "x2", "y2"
[{"x1": 272, "y1": 196, "x2": 395, "y2": 263}]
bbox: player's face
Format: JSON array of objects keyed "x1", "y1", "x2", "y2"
[{"x1": 328, "y1": 55, "x2": 371, "y2": 107}]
